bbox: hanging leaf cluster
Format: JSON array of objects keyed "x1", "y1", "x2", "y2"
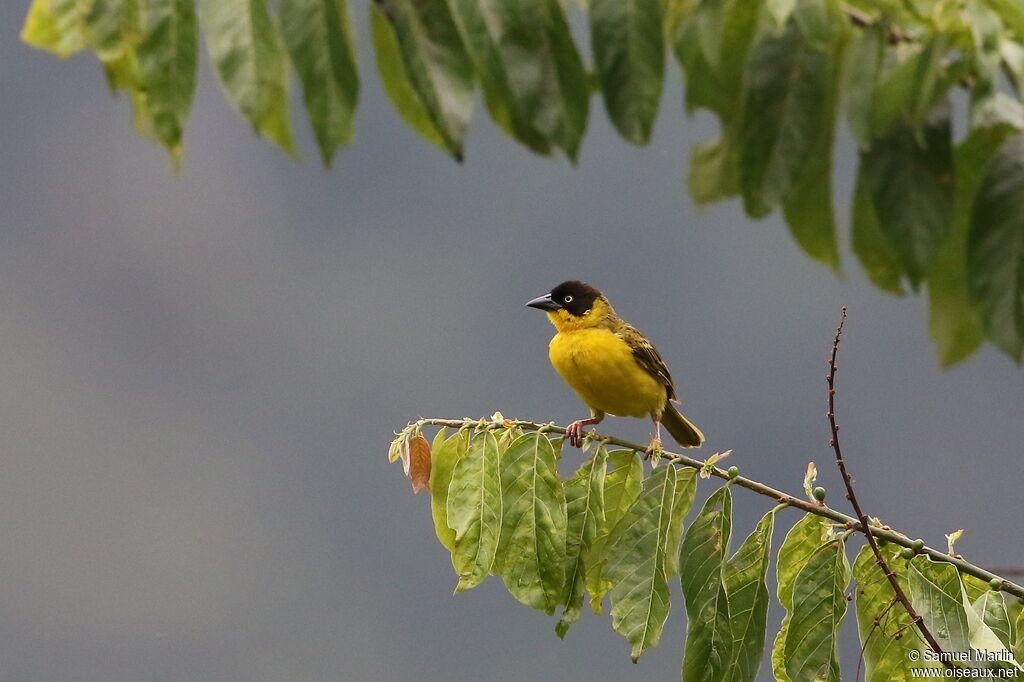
[
  {"x1": 389, "y1": 418, "x2": 1024, "y2": 679},
  {"x1": 20, "y1": 0, "x2": 1024, "y2": 364}
]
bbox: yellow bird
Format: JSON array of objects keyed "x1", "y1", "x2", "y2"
[{"x1": 526, "y1": 280, "x2": 704, "y2": 455}]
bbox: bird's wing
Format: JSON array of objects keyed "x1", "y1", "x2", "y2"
[{"x1": 619, "y1": 324, "x2": 677, "y2": 401}]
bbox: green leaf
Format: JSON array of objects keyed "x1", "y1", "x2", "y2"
[
  {"x1": 854, "y1": 543, "x2": 940, "y2": 682},
  {"x1": 967, "y1": 133, "x2": 1024, "y2": 360},
  {"x1": 860, "y1": 107, "x2": 955, "y2": 287},
  {"x1": 448, "y1": 0, "x2": 589, "y2": 159},
  {"x1": 871, "y1": 35, "x2": 954, "y2": 139},
  {"x1": 556, "y1": 446, "x2": 606, "y2": 637},
  {"x1": 928, "y1": 124, "x2": 1015, "y2": 366},
  {"x1": 907, "y1": 555, "x2": 971, "y2": 653},
  {"x1": 1013, "y1": 597, "x2": 1024, "y2": 663},
  {"x1": 843, "y1": 23, "x2": 884, "y2": 149},
  {"x1": 852, "y1": 165, "x2": 905, "y2": 294},
  {"x1": 723, "y1": 509, "x2": 776, "y2": 682},
  {"x1": 493, "y1": 432, "x2": 567, "y2": 614},
  {"x1": 447, "y1": 430, "x2": 502, "y2": 592},
  {"x1": 985, "y1": 0, "x2": 1024, "y2": 39},
  {"x1": 429, "y1": 429, "x2": 469, "y2": 552},
  {"x1": 783, "y1": 538, "x2": 850, "y2": 682},
  {"x1": 370, "y1": 5, "x2": 447, "y2": 151},
  {"x1": 664, "y1": 467, "x2": 698, "y2": 578},
  {"x1": 280, "y1": 0, "x2": 359, "y2": 167},
  {"x1": 738, "y1": 11, "x2": 837, "y2": 217},
  {"x1": 589, "y1": 0, "x2": 664, "y2": 145},
  {"x1": 680, "y1": 486, "x2": 733, "y2": 682},
  {"x1": 689, "y1": 137, "x2": 740, "y2": 206},
  {"x1": 21, "y1": 0, "x2": 87, "y2": 58},
  {"x1": 198, "y1": 0, "x2": 295, "y2": 154},
  {"x1": 973, "y1": 590, "x2": 1015, "y2": 652},
  {"x1": 373, "y1": 0, "x2": 474, "y2": 161},
  {"x1": 604, "y1": 463, "x2": 687, "y2": 661},
  {"x1": 585, "y1": 449, "x2": 643, "y2": 612},
  {"x1": 771, "y1": 513, "x2": 829, "y2": 681},
  {"x1": 85, "y1": 0, "x2": 140, "y2": 60},
  {"x1": 781, "y1": 29, "x2": 841, "y2": 271},
  {"x1": 135, "y1": 0, "x2": 198, "y2": 161}
]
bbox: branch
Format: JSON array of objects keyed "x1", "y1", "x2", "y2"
[
  {"x1": 408, "y1": 417, "x2": 1024, "y2": 601},
  {"x1": 826, "y1": 308, "x2": 949, "y2": 666}
]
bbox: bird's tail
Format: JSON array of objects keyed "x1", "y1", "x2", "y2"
[{"x1": 661, "y1": 402, "x2": 705, "y2": 448}]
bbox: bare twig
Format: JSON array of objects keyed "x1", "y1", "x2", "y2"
[
  {"x1": 411, "y1": 416, "x2": 1024, "y2": 601},
  {"x1": 827, "y1": 308, "x2": 950, "y2": 667}
]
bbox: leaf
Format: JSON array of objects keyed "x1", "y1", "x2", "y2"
[
  {"x1": 447, "y1": 430, "x2": 502, "y2": 592},
  {"x1": 929, "y1": 123, "x2": 1017, "y2": 365},
  {"x1": 967, "y1": 133, "x2": 1024, "y2": 360},
  {"x1": 852, "y1": 165, "x2": 905, "y2": 294},
  {"x1": 21, "y1": 0, "x2": 87, "y2": 58},
  {"x1": 447, "y1": 0, "x2": 589, "y2": 159},
  {"x1": 280, "y1": 0, "x2": 359, "y2": 167},
  {"x1": 802, "y1": 462, "x2": 817, "y2": 499},
  {"x1": 493, "y1": 432, "x2": 567, "y2": 614},
  {"x1": 689, "y1": 136, "x2": 740, "y2": 206},
  {"x1": 771, "y1": 513, "x2": 829, "y2": 681},
  {"x1": 406, "y1": 433, "x2": 431, "y2": 493},
  {"x1": 860, "y1": 106, "x2": 955, "y2": 287},
  {"x1": 664, "y1": 467, "x2": 698, "y2": 578},
  {"x1": 737, "y1": 10, "x2": 837, "y2": 218},
  {"x1": 908, "y1": 555, "x2": 972, "y2": 654},
  {"x1": 198, "y1": 0, "x2": 295, "y2": 154},
  {"x1": 589, "y1": 0, "x2": 664, "y2": 145},
  {"x1": 1013, "y1": 597, "x2": 1024, "y2": 663},
  {"x1": 429, "y1": 429, "x2": 467, "y2": 551},
  {"x1": 973, "y1": 590, "x2": 1015, "y2": 652},
  {"x1": 370, "y1": 5, "x2": 447, "y2": 151},
  {"x1": 781, "y1": 25, "x2": 841, "y2": 272},
  {"x1": 373, "y1": 0, "x2": 474, "y2": 161},
  {"x1": 680, "y1": 486, "x2": 733, "y2": 682},
  {"x1": 556, "y1": 446, "x2": 606, "y2": 638},
  {"x1": 585, "y1": 449, "x2": 643, "y2": 612},
  {"x1": 84, "y1": 0, "x2": 140, "y2": 60},
  {"x1": 783, "y1": 538, "x2": 850, "y2": 682},
  {"x1": 604, "y1": 463, "x2": 686, "y2": 661},
  {"x1": 843, "y1": 23, "x2": 883, "y2": 149},
  {"x1": 723, "y1": 509, "x2": 776, "y2": 682},
  {"x1": 870, "y1": 35, "x2": 954, "y2": 139},
  {"x1": 854, "y1": 543, "x2": 939, "y2": 682},
  {"x1": 135, "y1": 0, "x2": 198, "y2": 161}
]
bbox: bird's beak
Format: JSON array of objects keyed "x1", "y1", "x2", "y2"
[{"x1": 525, "y1": 293, "x2": 561, "y2": 311}]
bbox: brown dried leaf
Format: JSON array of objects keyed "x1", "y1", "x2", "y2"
[{"x1": 408, "y1": 434, "x2": 431, "y2": 494}]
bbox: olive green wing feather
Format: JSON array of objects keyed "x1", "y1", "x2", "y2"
[{"x1": 619, "y1": 324, "x2": 677, "y2": 400}]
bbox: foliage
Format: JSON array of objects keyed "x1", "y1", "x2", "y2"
[
  {"x1": 389, "y1": 416, "x2": 1024, "y2": 680},
  {"x1": 20, "y1": 0, "x2": 1024, "y2": 363}
]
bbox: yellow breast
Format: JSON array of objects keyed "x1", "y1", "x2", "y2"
[{"x1": 548, "y1": 328, "x2": 667, "y2": 418}]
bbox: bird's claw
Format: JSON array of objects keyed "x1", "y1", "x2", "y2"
[
  {"x1": 565, "y1": 420, "x2": 586, "y2": 448},
  {"x1": 643, "y1": 438, "x2": 662, "y2": 462}
]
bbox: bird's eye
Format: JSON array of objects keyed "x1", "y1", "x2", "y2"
[{"x1": 564, "y1": 295, "x2": 573, "y2": 303}]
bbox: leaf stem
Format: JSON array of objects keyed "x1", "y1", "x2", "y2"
[{"x1": 409, "y1": 417, "x2": 1024, "y2": 601}]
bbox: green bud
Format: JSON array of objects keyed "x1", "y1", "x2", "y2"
[
  {"x1": 912, "y1": 539, "x2": 925, "y2": 552},
  {"x1": 990, "y1": 578, "x2": 1003, "y2": 591},
  {"x1": 901, "y1": 547, "x2": 915, "y2": 560},
  {"x1": 727, "y1": 466, "x2": 739, "y2": 480},
  {"x1": 813, "y1": 486, "x2": 826, "y2": 502}
]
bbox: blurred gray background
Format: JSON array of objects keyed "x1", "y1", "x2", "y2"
[{"x1": 1, "y1": 4, "x2": 1021, "y2": 681}]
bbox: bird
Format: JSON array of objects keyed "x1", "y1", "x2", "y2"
[{"x1": 525, "y1": 280, "x2": 704, "y2": 456}]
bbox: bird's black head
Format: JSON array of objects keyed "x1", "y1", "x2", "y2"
[{"x1": 525, "y1": 280, "x2": 602, "y2": 317}]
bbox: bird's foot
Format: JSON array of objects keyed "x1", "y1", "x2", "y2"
[
  {"x1": 643, "y1": 437, "x2": 663, "y2": 462},
  {"x1": 565, "y1": 420, "x2": 588, "y2": 448}
]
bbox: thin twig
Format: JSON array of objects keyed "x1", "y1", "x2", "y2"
[
  {"x1": 412, "y1": 416, "x2": 1024, "y2": 601},
  {"x1": 827, "y1": 308, "x2": 950, "y2": 668}
]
